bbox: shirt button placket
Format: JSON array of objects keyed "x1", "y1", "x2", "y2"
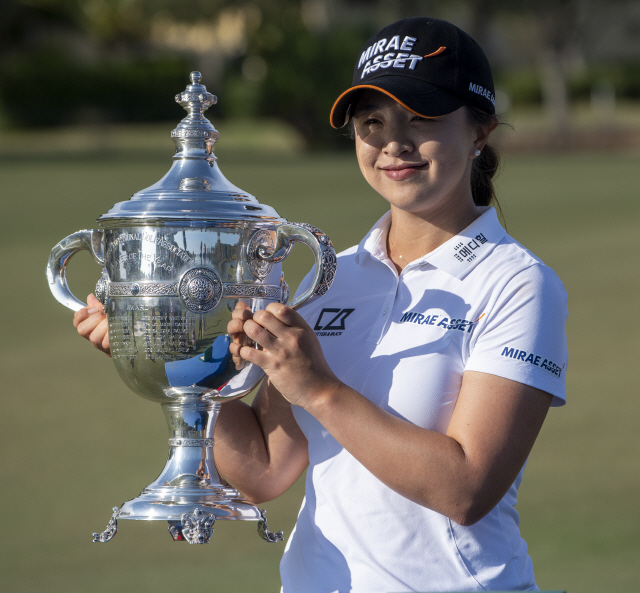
[{"x1": 366, "y1": 276, "x2": 400, "y2": 344}]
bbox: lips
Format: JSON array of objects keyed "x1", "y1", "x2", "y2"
[{"x1": 380, "y1": 162, "x2": 427, "y2": 180}]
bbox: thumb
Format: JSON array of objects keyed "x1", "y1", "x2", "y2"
[{"x1": 87, "y1": 294, "x2": 103, "y2": 309}]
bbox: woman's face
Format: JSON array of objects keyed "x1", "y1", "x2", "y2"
[{"x1": 352, "y1": 90, "x2": 486, "y2": 220}]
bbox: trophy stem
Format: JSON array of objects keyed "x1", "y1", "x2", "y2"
[
  {"x1": 115, "y1": 394, "x2": 262, "y2": 532},
  {"x1": 157, "y1": 397, "x2": 223, "y2": 488}
]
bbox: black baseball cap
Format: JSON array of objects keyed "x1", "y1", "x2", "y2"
[{"x1": 330, "y1": 17, "x2": 495, "y2": 128}]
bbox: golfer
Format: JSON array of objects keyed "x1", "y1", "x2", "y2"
[{"x1": 75, "y1": 17, "x2": 568, "y2": 593}]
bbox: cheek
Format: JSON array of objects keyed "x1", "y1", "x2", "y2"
[
  {"x1": 424, "y1": 139, "x2": 470, "y2": 176},
  {"x1": 355, "y1": 143, "x2": 378, "y2": 181}
]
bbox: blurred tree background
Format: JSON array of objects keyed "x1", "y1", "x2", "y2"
[{"x1": 2, "y1": 0, "x2": 640, "y2": 148}]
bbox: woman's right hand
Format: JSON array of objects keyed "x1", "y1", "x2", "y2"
[
  {"x1": 73, "y1": 293, "x2": 111, "y2": 356},
  {"x1": 227, "y1": 300, "x2": 253, "y2": 370}
]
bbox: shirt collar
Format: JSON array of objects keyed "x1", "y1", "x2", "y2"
[
  {"x1": 355, "y1": 207, "x2": 507, "y2": 280},
  {"x1": 355, "y1": 211, "x2": 392, "y2": 264}
]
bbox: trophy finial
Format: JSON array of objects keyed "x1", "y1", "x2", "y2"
[
  {"x1": 170, "y1": 71, "x2": 220, "y2": 163},
  {"x1": 174, "y1": 72, "x2": 217, "y2": 114}
]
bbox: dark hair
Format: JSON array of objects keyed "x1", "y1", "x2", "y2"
[{"x1": 465, "y1": 105, "x2": 501, "y2": 209}]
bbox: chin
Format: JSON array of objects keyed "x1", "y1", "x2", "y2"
[{"x1": 383, "y1": 191, "x2": 437, "y2": 211}]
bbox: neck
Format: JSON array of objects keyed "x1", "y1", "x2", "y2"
[{"x1": 386, "y1": 202, "x2": 482, "y2": 272}]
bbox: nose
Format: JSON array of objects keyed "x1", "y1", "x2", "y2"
[
  {"x1": 384, "y1": 140, "x2": 412, "y2": 157},
  {"x1": 382, "y1": 127, "x2": 414, "y2": 157}
]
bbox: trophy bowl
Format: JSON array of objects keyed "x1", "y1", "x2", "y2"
[{"x1": 46, "y1": 72, "x2": 336, "y2": 545}]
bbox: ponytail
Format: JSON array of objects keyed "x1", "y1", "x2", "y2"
[
  {"x1": 466, "y1": 106, "x2": 501, "y2": 209},
  {"x1": 470, "y1": 142, "x2": 499, "y2": 207}
]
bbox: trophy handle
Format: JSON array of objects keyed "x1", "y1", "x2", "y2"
[
  {"x1": 46, "y1": 229, "x2": 105, "y2": 311},
  {"x1": 257, "y1": 223, "x2": 336, "y2": 309}
]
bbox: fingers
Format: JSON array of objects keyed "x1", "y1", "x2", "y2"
[
  {"x1": 227, "y1": 318, "x2": 246, "y2": 338},
  {"x1": 101, "y1": 325, "x2": 110, "y2": 355},
  {"x1": 264, "y1": 302, "x2": 304, "y2": 327},
  {"x1": 252, "y1": 303, "x2": 307, "y2": 334},
  {"x1": 89, "y1": 317, "x2": 111, "y2": 356},
  {"x1": 228, "y1": 300, "x2": 253, "y2": 340},
  {"x1": 75, "y1": 310, "x2": 103, "y2": 337},
  {"x1": 228, "y1": 301, "x2": 253, "y2": 369},
  {"x1": 73, "y1": 307, "x2": 90, "y2": 328},
  {"x1": 74, "y1": 294, "x2": 111, "y2": 356},
  {"x1": 232, "y1": 300, "x2": 252, "y2": 317},
  {"x1": 239, "y1": 305, "x2": 308, "y2": 365},
  {"x1": 87, "y1": 293, "x2": 103, "y2": 308},
  {"x1": 243, "y1": 318, "x2": 277, "y2": 351},
  {"x1": 243, "y1": 305, "x2": 301, "y2": 349},
  {"x1": 73, "y1": 293, "x2": 104, "y2": 327},
  {"x1": 229, "y1": 341, "x2": 243, "y2": 357},
  {"x1": 228, "y1": 302, "x2": 307, "y2": 367},
  {"x1": 253, "y1": 307, "x2": 291, "y2": 333}
]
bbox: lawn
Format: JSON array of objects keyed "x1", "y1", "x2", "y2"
[{"x1": 1, "y1": 124, "x2": 638, "y2": 592}]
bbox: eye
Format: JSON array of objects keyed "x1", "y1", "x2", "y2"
[{"x1": 354, "y1": 116, "x2": 382, "y2": 131}]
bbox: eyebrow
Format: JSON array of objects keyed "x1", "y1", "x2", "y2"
[{"x1": 353, "y1": 103, "x2": 380, "y2": 115}]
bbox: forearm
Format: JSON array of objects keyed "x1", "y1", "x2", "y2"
[
  {"x1": 305, "y1": 372, "x2": 550, "y2": 526},
  {"x1": 212, "y1": 399, "x2": 269, "y2": 494},
  {"x1": 213, "y1": 381, "x2": 308, "y2": 504},
  {"x1": 306, "y1": 385, "x2": 481, "y2": 524}
]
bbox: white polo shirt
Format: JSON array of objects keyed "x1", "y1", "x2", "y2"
[{"x1": 280, "y1": 207, "x2": 568, "y2": 593}]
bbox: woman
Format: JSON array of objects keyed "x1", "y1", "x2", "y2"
[{"x1": 75, "y1": 17, "x2": 567, "y2": 592}]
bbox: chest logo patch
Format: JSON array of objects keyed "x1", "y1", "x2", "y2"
[
  {"x1": 399, "y1": 310, "x2": 485, "y2": 333},
  {"x1": 314, "y1": 308, "x2": 355, "y2": 336}
]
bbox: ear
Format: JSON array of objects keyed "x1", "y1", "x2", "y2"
[{"x1": 472, "y1": 117, "x2": 499, "y2": 156}]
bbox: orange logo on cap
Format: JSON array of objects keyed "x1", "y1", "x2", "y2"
[{"x1": 424, "y1": 46, "x2": 446, "y2": 58}]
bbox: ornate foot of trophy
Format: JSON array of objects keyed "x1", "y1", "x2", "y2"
[
  {"x1": 93, "y1": 507, "x2": 120, "y2": 543},
  {"x1": 46, "y1": 72, "x2": 336, "y2": 544},
  {"x1": 92, "y1": 397, "x2": 284, "y2": 544}
]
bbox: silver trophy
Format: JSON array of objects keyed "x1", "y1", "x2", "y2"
[{"x1": 46, "y1": 72, "x2": 336, "y2": 545}]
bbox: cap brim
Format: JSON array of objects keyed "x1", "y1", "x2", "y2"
[{"x1": 330, "y1": 77, "x2": 466, "y2": 129}]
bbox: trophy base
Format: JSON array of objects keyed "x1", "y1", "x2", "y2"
[
  {"x1": 119, "y1": 485, "x2": 262, "y2": 522},
  {"x1": 94, "y1": 495, "x2": 283, "y2": 545},
  {"x1": 92, "y1": 398, "x2": 284, "y2": 544}
]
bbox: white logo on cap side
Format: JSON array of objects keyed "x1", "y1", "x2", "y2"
[{"x1": 469, "y1": 82, "x2": 495, "y2": 106}]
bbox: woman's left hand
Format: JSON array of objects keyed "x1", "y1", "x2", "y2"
[{"x1": 238, "y1": 303, "x2": 343, "y2": 409}]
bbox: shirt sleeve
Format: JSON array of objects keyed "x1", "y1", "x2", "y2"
[{"x1": 465, "y1": 263, "x2": 568, "y2": 406}]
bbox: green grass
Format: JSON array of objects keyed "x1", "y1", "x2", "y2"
[{"x1": 1, "y1": 130, "x2": 639, "y2": 592}]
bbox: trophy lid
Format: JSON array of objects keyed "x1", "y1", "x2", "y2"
[{"x1": 98, "y1": 72, "x2": 284, "y2": 227}]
